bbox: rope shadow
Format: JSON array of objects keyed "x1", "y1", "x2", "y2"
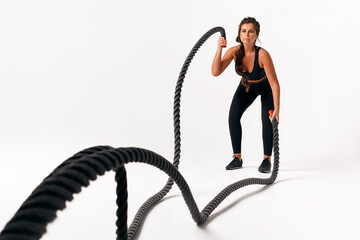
[
  {"x1": 199, "y1": 178, "x2": 295, "y2": 228},
  {"x1": 0, "y1": 27, "x2": 280, "y2": 240},
  {"x1": 133, "y1": 194, "x2": 181, "y2": 240}
]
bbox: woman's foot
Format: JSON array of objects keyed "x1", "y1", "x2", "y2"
[
  {"x1": 258, "y1": 158, "x2": 271, "y2": 173},
  {"x1": 226, "y1": 155, "x2": 243, "y2": 170}
]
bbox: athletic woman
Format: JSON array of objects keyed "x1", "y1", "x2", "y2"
[{"x1": 211, "y1": 17, "x2": 280, "y2": 173}]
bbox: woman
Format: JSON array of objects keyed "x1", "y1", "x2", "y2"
[{"x1": 211, "y1": 17, "x2": 280, "y2": 173}]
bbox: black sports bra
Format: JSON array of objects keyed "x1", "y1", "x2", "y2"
[{"x1": 236, "y1": 46, "x2": 266, "y2": 80}]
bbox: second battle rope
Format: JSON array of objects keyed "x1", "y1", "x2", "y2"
[{"x1": 0, "y1": 26, "x2": 279, "y2": 240}]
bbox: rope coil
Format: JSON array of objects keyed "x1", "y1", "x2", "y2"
[{"x1": 0, "y1": 26, "x2": 279, "y2": 240}]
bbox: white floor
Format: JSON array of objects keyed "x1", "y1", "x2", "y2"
[
  {"x1": 1, "y1": 1, "x2": 360, "y2": 239},
  {"x1": 126, "y1": 164, "x2": 360, "y2": 240},
  {"x1": 1, "y1": 155, "x2": 359, "y2": 240}
]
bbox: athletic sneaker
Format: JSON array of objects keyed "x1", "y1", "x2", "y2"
[
  {"x1": 226, "y1": 156, "x2": 243, "y2": 170},
  {"x1": 258, "y1": 158, "x2": 271, "y2": 173}
]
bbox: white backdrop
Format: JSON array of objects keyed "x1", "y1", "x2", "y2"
[{"x1": 1, "y1": 0, "x2": 359, "y2": 239}]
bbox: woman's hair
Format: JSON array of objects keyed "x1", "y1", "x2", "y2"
[{"x1": 234, "y1": 17, "x2": 261, "y2": 85}]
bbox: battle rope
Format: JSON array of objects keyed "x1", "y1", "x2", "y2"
[{"x1": 0, "y1": 26, "x2": 279, "y2": 240}]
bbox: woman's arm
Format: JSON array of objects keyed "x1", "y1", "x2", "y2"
[
  {"x1": 261, "y1": 48, "x2": 280, "y2": 123},
  {"x1": 211, "y1": 37, "x2": 236, "y2": 76}
]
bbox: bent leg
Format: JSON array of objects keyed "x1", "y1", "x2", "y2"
[
  {"x1": 229, "y1": 83, "x2": 257, "y2": 154},
  {"x1": 260, "y1": 82, "x2": 275, "y2": 156}
]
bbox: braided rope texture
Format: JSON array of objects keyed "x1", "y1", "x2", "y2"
[
  {"x1": 128, "y1": 26, "x2": 227, "y2": 239},
  {"x1": 0, "y1": 27, "x2": 279, "y2": 240}
]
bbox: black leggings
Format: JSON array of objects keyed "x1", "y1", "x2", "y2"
[{"x1": 228, "y1": 79, "x2": 274, "y2": 156}]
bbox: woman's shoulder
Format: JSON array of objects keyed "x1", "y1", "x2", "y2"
[
  {"x1": 258, "y1": 47, "x2": 272, "y2": 68},
  {"x1": 231, "y1": 44, "x2": 241, "y2": 52},
  {"x1": 229, "y1": 45, "x2": 241, "y2": 61},
  {"x1": 259, "y1": 47, "x2": 270, "y2": 57}
]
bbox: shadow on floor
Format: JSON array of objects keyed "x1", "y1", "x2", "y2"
[
  {"x1": 134, "y1": 176, "x2": 304, "y2": 238},
  {"x1": 133, "y1": 193, "x2": 181, "y2": 240},
  {"x1": 199, "y1": 177, "x2": 298, "y2": 228}
]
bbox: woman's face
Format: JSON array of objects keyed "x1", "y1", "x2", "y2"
[{"x1": 239, "y1": 23, "x2": 258, "y2": 45}]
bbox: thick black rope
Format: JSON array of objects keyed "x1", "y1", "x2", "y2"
[
  {"x1": 128, "y1": 26, "x2": 227, "y2": 239},
  {"x1": 0, "y1": 26, "x2": 279, "y2": 240},
  {"x1": 115, "y1": 166, "x2": 128, "y2": 240}
]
